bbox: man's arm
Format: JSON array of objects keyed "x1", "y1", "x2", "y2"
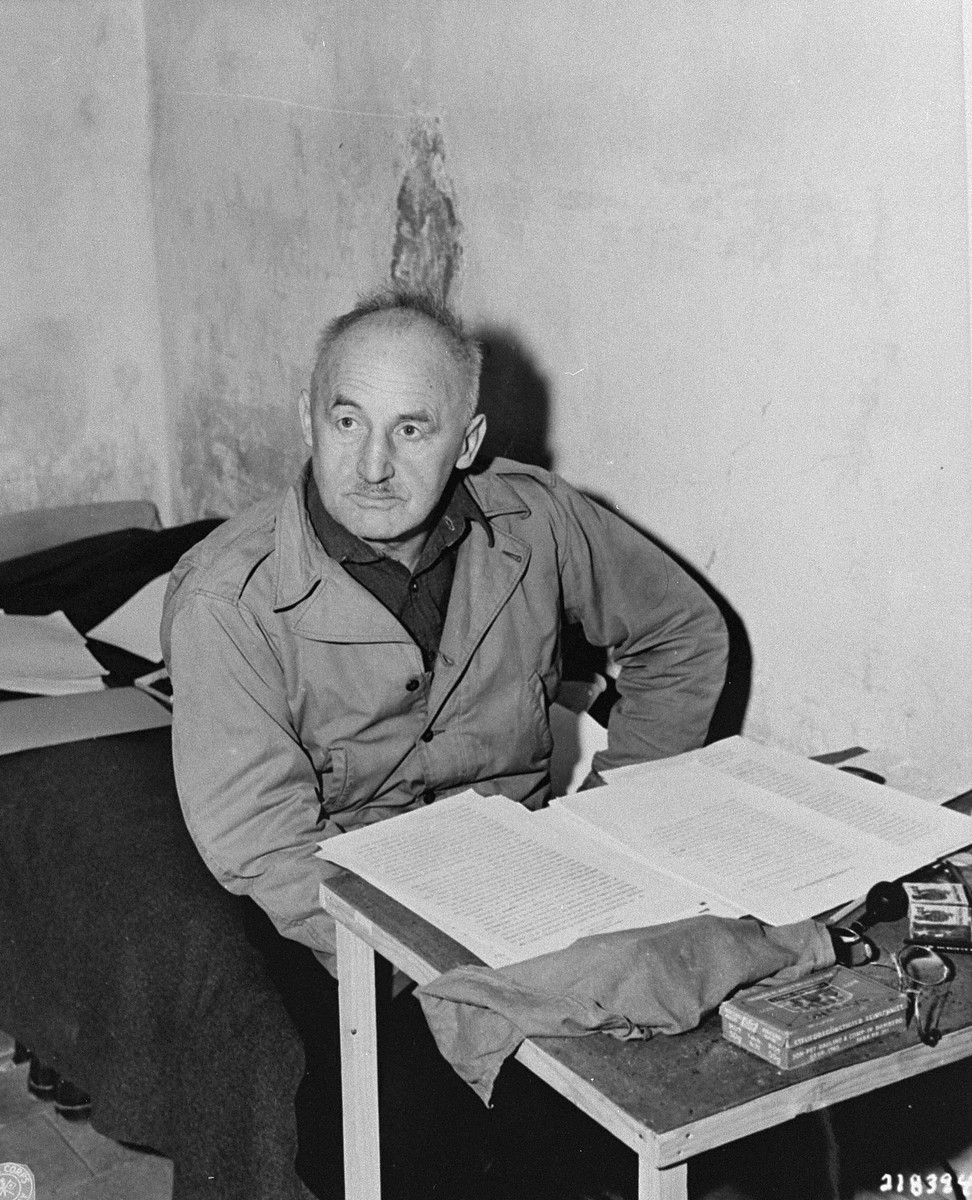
[
  {"x1": 164, "y1": 587, "x2": 339, "y2": 966},
  {"x1": 553, "y1": 479, "x2": 729, "y2": 773}
]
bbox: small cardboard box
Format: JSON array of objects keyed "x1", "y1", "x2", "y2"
[
  {"x1": 719, "y1": 965, "x2": 906, "y2": 1070},
  {"x1": 904, "y1": 882, "x2": 972, "y2": 948}
]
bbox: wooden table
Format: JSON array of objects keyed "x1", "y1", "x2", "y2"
[{"x1": 323, "y1": 870, "x2": 972, "y2": 1200}]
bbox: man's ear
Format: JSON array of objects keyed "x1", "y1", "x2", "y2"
[
  {"x1": 298, "y1": 389, "x2": 314, "y2": 450},
  {"x1": 456, "y1": 412, "x2": 487, "y2": 470}
]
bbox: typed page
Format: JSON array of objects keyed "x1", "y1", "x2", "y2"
[
  {"x1": 556, "y1": 767, "x2": 872, "y2": 923},
  {"x1": 682, "y1": 737, "x2": 972, "y2": 867},
  {"x1": 317, "y1": 791, "x2": 714, "y2": 967},
  {"x1": 565, "y1": 739, "x2": 972, "y2": 923}
]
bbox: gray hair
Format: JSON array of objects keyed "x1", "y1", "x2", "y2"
[{"x1": 310, "y1": 287, "x2": 482, "y2": 421}]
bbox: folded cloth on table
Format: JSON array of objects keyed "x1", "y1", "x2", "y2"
[{"x1": 415, "y1": 915, "x2": 835, "y2": 1103}]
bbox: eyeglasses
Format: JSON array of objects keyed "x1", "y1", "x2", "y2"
[{"x1": 893, "y1": 944, "x2": 954, "y2": 1047}]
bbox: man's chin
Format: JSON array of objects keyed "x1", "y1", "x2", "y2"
[{"x1": 341, "y1": 508, "x2": 416, "y2": 547}]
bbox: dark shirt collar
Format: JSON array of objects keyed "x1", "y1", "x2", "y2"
[{"x1": 305, "y1": 467, "x2": 492, "y2": 572}]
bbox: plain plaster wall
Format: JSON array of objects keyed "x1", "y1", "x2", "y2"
[
  {"x1": 451, "y1": 2, "x2": 972, "y2": 777},
  {"x1": 146, "y1": 1, "x2": 972, "y2": 773},
  {"x1": 144, "y1": 0, "x2": 386, "y2": 520},
  {"x1": 0, "y1": 1, "x2": 170, "y2": 519}
]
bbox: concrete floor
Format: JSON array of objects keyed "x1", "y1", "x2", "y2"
[
  {"x1": 3, "y1": 1017, "x2": 966, "y2": 1200},
  {"x1": 0, "y1": 1012, "x2": 745, "y2": 1200},
  {"x1": 0, "y1": 1034, "x2": 173, "y2": 1200},
  {"x1": 0, "y1": 1024, "x2": 873, "y2": 1200}
]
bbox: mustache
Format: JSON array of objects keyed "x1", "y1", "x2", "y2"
[{"x1": 349, "y1": 485, "x2": 402, "y2": 497}]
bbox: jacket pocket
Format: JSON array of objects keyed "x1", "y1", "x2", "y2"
[
  {"x1": 526, "y1": 671, "x2": 555, "y2": 760},
  {"x1": 317, "y1": 746, "x2": 350, "y2": 813}
]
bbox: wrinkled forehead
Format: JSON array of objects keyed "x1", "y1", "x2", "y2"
[{"x1": 317, "y1": 312, "x2": 468, "y2": 413}]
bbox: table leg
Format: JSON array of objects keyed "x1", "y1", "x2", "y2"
[
  {"x1": 336, "y1": 922, "x2": 382, "y2": 1200},
  {"x1": 638, "y1": 1155, "x2": 687, "y2": 1200}
]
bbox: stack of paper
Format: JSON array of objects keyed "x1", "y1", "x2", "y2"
[{"x1": 0, "y1": 610, "x2": 106, "y2": 695}]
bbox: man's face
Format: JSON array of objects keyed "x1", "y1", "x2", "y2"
[{"x1": 300, "y1": 314, "x2": 485, "y2": 559}]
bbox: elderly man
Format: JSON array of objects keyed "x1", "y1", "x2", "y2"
[{"x1": 161, "y1": 289, "x2": 728, "y2": 969}]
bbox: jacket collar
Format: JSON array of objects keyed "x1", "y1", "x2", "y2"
[
  {"x1": 274, "y1": 460, "x2": 530, "y2": 612},
  {"x1": 270, "y1": 462, "x2": 532, "y2": 663},
  {"x1": 463, "y1": 462, "x2": 532, "y2": 520},
  {"x1": 427, "y1": 520, "x2": 530, "y2": 715},
  {"x1": 272, "y1": 463, "x2": 332, "y2": 612},
  {"x1": 305, "y1": 467, "x2": 493, "y2": 566}
]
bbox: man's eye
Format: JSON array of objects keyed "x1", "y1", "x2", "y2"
[
  {"x1": 400, "y1": 424, "x2": 422, "y2": 439},
  {"x1": 336, "y1": 416, "x2": 356, "y2": 430}
]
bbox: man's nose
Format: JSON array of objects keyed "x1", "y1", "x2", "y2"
[{"x1": 357, "y1": 431, "x2": 394, "y2": 483}]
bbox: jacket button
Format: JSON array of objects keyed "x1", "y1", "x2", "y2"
[
  {"x1": 421, "y1": 729, "x2": 434, "y2": 743},
  {"x1": 421, "y1": 789, "x2": 435, "y2": 804},
  {"x1": 405, "y1": 678, "x2": 420, "y2": 692}
]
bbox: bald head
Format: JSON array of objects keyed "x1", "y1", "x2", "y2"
[{"x1": 310, "y1": 288, "x2": 482, "y2": 422}]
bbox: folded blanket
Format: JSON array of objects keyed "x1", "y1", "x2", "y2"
[{"x1": 416, "y1": 915, "x2": 835, "y2": 1102}]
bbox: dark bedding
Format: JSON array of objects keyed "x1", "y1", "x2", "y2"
[
  {"x1": 0, "y1": 727, "x2": 315, "y2": 1200},
  {"x1": 0, "y1": 522, "x2": 329, "y2": 1197},
  {"x1": 0, "y1": 520, "x2": 224, "y2": 693},
  {"x1": 0, "y1": 519, "x2": 222, "y2": 634}
]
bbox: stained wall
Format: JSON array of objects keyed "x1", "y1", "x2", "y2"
[
  {"x1": 0, "y1": 1, "x2": 169, "y2": 518},
  {"x1": 144, "y1": 2, "x2": 972, "y2": 774}
]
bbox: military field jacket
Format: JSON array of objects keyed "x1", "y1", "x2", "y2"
[{"x1": 161, "y1": 459, "x2": 728, "y2": 959}]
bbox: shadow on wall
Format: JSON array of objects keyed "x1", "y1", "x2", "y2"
[
  {"x1": 471, "y1": 327, "x2": 751, "y2": 742},
  {"x1": 474, "y1": 327, "x2": 553, "y2": 471}
]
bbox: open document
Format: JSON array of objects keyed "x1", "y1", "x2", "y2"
[
  {"x1": 317, "y1": 791, "x2": 719, "y2": 967},
  {"x1": 317, "y1": 737, "x2": 972, "y2": 965},
  {"x1": 566, "y1": 736, "x2": 972, "y2": 924}
]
